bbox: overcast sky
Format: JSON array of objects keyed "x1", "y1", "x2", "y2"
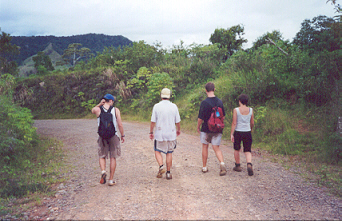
[{"x1": 0, "y1": 0, "x2": 338, "y2": 49}]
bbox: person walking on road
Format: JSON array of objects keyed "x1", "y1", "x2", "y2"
[
  {"x1": 230, "y1": 94, "x2": 254, "y2": 176},
  {"x1": 149, "y1": 88, "x2": 181, "y2": 180},
  {"x1": 91, "y1": 94, "x2": 125, "y2": 186},
  {"x1": 197, "y1": 82, "x2": 227, "y2": 176}
]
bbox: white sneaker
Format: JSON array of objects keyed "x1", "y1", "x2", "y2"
[{"x1": 108, "y1": 180, "x2": 116, "y2": 186}]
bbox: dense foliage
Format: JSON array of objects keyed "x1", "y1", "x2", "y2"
[
  {"x1": 0, "y1": 29, "x2": 19, "y2": 76},
  {"x1": 9, "y1": 33, "x2": 132, "y2": 65}
]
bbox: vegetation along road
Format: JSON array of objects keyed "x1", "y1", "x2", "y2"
[{"x1": 30, "y1": 119, "x2": 341, "y2": 220}]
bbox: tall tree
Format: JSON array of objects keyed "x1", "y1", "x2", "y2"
[
  {"x1": 58, "y1": 43, "x2": 93, "y2": 67},
  {"x1": 209, "y1": 25, "x2": 247, "y2": 61},
  {"x1": 33, "y1": 51, "x2": 54, "y2": 71},
  {"x1": 0, "y1": 29, "x2": 19, "y2": 76},
  {"x1": 251, "y1": 30, "x2": 284, "y2": 50},
  {"x1": 293, "y1": 15, "x2": 340, "y2": 54}
]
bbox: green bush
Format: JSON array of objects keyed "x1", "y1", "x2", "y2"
[{"x1": 0, "y1": 95, "x2": 65, "y2": 197}]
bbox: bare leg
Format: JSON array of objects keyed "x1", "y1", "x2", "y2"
[
  {"x1": 109, "y1": 157, "x2": 116, "y2": 180},
  {"x1": 202, "y1": 144, "x2": 209, "y2": 167},
  {"x1": 244, "y1": 152, "x2": 252, "y2": 164},
  {"x1": 99, "y1": 158, "x2": 106, "y2": 171},
  {"x1": 155, "y1": 151, "x2": 163, "y2": 166},
  {"x1": 234, "y1": 150, "x2": 240, "y2": 164},
  {"x1": 166, "y1": 153, "x2": 172, "y2": 171},
  {"x1": 212, "y1": 145, "x2": 224, "y2": 163}
]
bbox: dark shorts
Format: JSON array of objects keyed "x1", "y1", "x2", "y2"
[{"x1": 233, "y1": 131, "x2": 252, "y2": 152}]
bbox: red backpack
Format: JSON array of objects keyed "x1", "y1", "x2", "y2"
[{"x1": 208, "y1": 104, "x2": 225, "y2": 133}]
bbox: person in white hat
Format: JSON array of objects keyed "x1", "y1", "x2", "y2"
[{"x1": 149, "y1": 88, "x2": 181, "y2": 180}]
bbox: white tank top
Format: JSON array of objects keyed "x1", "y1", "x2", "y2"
[{"x1": 235, "y1": 107, "x2": 252, "y2": 132}]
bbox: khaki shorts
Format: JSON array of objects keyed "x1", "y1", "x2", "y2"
[
  {"x1": 98, "y1": 135, "x2": 121, "y2": 159},
  {"x1": 200, "y1": 132, "x2": 222, "y2": 145}
]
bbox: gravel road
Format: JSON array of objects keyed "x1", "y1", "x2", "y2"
[{"x1": 30, "y1": 119, "x2": 341, "y2": 220}]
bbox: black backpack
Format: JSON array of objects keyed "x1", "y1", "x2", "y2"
[{"x1": 98, "y1": 106, "x2": 116, "y2": 139}]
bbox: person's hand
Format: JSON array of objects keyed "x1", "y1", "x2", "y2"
[
  {"x1": 149, "y1": 133, "x2": 154, "y2": 140},
  {"x1": 176, "y1": 130, "x2": 181, "y2": 136},
  {"x1": 96, "y1": 99, "x2": 105, "y2": 107},
  {"x1": 121, "y1": 136, "x2": 125, "y2": 143},
  {"x1": 197, "y1": 127, "x2": 201, "y2": 133},
  {"x1": 230, "y1": 134, "x2": 234, "y2": 143}
]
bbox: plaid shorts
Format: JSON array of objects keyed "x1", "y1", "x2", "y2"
[{"x1": 154, "y1": 140, "x2": 177, "y2": 154}]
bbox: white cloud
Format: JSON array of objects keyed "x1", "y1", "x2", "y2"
[{"x1": 0, "y1": 0, "x2": 338, "y2": 49}]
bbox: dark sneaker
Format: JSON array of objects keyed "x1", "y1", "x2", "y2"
[
  {"x1": 166, "y1": 173, "x2": 172, "y2": 180},
  {"x1": 233, "y1": 166, "x2": 242, "y2": 172},
  {"x1": 233, "y1": 163, "x2": 242, "y2": 172},
  {"x1": 100, "y1": 172, "x2": 107, "y2": 184},
  {"x1": 219, "y1": 164, "x2": 227, "y2": 176},
  {"x1": 247, "y1": 163, "x2": 254, "y2": 176},
  {"x1": 156, "y1": 166, "x2": 166, "y2": 178},
  {"x1": 108, "y1": 180, "x2": 116, "y2": 186}
]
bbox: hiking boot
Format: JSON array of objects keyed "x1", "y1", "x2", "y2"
[
  {"x1": 108, "y1": 180, "x2": 116, "y2": 186},
  {"x1": 156, "y1": 166, "x2": 166, "y2": 178},
  {"x1": 202, "y1": 167, "x2": 209, "y2": 173},
  {"x1": 166, "y1": 173, "x2": 172, "y2": 180},
  {"x1": 100, "y1": 172, "x2": 107, "y2": 184},
  {"x1": 219, "y1": 163, "x2": 227, "y2": 176},
  {"x1": 247, "y1": 163, "x2": 254, "y2": 176},
  {"x1": 233, "y1": 163, "x2": 242, "y2": 172}
]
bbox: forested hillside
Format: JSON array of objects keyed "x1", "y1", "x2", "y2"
[{"x1": 10, "y1": 33, "x2": 132, "y2": 65}]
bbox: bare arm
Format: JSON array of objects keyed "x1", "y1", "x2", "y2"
[
  {"x1": 149, "y1": 122, "x2": 156, "y2": 140},
  {"x1": 197, "y1": 118, "x2": 203, "y2": 133},
  {"x1": 115, "y1": 108, "x2": 125, "y2": 143},
  {"x1": 250, "y1": 112, "x2": 255, "y2": 131},
  {"x1": 176, "y1": 122, "x2": 181, "y2": 136},
  {"x1": 91, "y1": 99, "x2": 105, "y2": 117},
  {"x1": 231, "y1": 108, "x2": 237, "y2": 142}
]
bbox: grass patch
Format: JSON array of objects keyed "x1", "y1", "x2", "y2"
[{"x1": 0, "y1": 136, "x2": 67, "y2": 219}]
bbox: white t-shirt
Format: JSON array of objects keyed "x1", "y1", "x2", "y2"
[{"x1": 151, "y1": 100, "x2": 181, "y2": 141}]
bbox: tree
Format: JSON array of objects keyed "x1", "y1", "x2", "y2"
[
  {"x1": 327, "y1": 0, "x2": 342, "y2": 21},
  {"x1": 293, "y1": 15, "x2": 340, "y2": 54},
  {"x1": 209, "y1": 25, "x2": 247, "y2": 61},
  {"x1": 32, "y1": 51, "x2": 54, "y2": 72},
  {"x1": 0, "y1": 29, "x2": 19, "y2": 76},
  {"x1": 58, "y1": 43, "x2": 93, "y2": 67},
  {"x1": 251, "y1": 30, "x2": 284, "y2": 50}
]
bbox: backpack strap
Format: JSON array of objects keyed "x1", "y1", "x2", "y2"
[
  {"x1": 107, "y1": 106, "x2": 113, "y2": 113},
  {"x1": 100, "y1": 105, "x2": 105, "y2": 113}
]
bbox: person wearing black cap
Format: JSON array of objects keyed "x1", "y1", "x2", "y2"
[{"x1": 91, "y1": 94, "x2": 125, "y2": 186}]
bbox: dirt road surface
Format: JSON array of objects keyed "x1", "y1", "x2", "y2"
[{"x1": 31, "y1": 119, "x2": 341, "y2": 220}]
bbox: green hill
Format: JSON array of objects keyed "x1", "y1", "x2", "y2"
[
  {"x1": 18, "y1": 43, "x2": 69, "y2": 77},
  {"x1": 10, "y1": 33, "x2": 132, "y2": 65}
]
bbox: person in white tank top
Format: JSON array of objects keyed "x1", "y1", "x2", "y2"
[
  {"x1": 230, "y1": 94, "x2": 255, "y2": 176},
  {"x1": 91, "y1": 94, "x2": 125, "y2": 186}
]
